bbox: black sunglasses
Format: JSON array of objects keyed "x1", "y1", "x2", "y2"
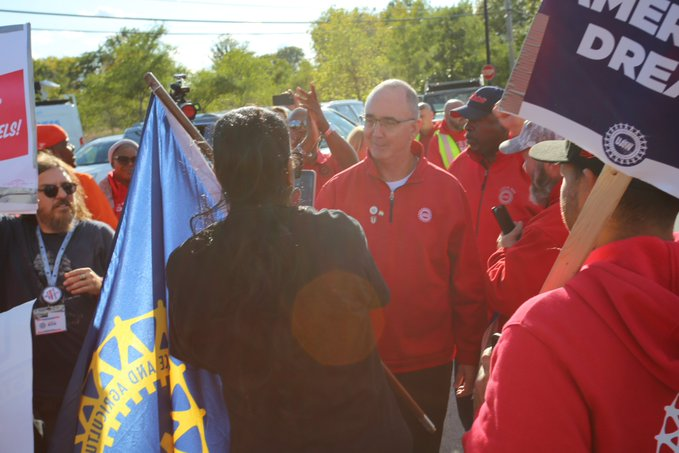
[
  {"x1": 114, "y1": 155, "x2": 137, "y2": 165},
  {"x1": 39, "y1": 182, "x2": 78, "y2": 198}
]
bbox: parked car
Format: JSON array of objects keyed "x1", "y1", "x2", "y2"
[
  {"x1": 322, "y1": 100, "x2": 364, "y2": 125},
  {"x1": 74, "y1": 134, "x2": 123, "y2": 183}
]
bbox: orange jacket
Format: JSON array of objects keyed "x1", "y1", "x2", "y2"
[{"x1": 75, "y1": 172, "x2": 118, "y2": 230}]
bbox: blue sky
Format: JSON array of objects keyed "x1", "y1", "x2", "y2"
[{"x1": 2, "y1": 0, "x2": 458, "y2": 71}]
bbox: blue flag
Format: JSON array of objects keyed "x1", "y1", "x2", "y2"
[{"x1": 52, "y1": 96, "x2": 230, "y2": 452}]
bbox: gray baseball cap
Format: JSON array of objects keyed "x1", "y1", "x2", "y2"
[{"x1": 500, "y1": 121, "x2": 563, "y2": 155}]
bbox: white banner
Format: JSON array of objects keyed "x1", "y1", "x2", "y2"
[
  {"x1": 0, "y1": 299, "x2": 35, "y2": 452},
  {"x1": 0, "y1": 23, "x2": 37, "y2": 214}
]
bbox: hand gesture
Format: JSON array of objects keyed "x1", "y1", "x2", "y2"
[{"x1": 295, "y1": 83, "x2": 330, "y2": 134}]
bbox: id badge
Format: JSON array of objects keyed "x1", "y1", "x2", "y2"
[{"x1": 33, "y1": 304, "x2": 67, "y2": 335}]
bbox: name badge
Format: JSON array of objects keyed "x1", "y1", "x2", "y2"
[{"x1": 33, "y1": 304, "x2": 67, "y2": 336}]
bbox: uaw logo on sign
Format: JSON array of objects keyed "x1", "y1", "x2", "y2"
[
  {"x1": 498, "y1": 186, "x2": 516, "y2": 205},
  {"x1": 603, "y1": 123, "x2": 648, "y2": 167},
  {"x1": 75, "y1": 301, "x2": 208, "y2": 452}
]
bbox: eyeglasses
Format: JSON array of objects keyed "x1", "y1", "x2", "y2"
[
  {"x1": 288, "y1": 119, "x2": 307, "y2": 130},
  {"x1": 114, "y1": 155, "x2": 137, "y2": 165},
  {"x1": 361, "y1": 115, "x2": 417, "y2": 130},
  {"x1": 38, "y1": 182, "x2": 78, "y2": 198}
]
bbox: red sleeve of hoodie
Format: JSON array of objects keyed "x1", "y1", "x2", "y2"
[
  {"x1": 464, "y1": 322, "x2": 591, "y2": 452},
  {"x1": 486, "y1": 204, "x2": 568, "y2": 319}
]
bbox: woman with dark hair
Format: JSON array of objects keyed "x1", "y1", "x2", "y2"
[{"x1": 167, "y1": 107, "x2": 411, "y2": 452}]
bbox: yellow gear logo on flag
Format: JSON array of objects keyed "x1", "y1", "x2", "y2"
[{"x1": 75, "y1": 301, "x2": 208, "y2": 452}]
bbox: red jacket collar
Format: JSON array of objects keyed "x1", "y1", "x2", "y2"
[{"x1": 366, "y1": 140, "x2": 426, "y2": 183}]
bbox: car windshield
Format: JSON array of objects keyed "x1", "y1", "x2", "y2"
[
  {"x1": 75, "y1": 136, "x2": 122, "y2": 166},
  {"x1": 323, "y1": 109, "x2": 355, "y2": 138}
]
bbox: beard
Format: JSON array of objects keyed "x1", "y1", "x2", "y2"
[
  {"x1": 37, "y1": 200, "x2": 75, "y2": 232},
  {"x1": 529, "y1": 164, "x2": 557, "y2": 207}
]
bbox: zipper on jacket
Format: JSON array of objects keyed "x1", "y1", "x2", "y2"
[
  {"x1": 475, "y1": 168, "x2": 489, "y2": 236},
  {"x1": 389, "y1": 191, "x2": 395, "y2": 223}
]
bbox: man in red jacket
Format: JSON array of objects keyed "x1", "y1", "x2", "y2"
[
  {"x1": 486, "y1": 122, "x2": 567, "y2": 324},
  {"x1": 449, "y1": 87, "x2": 539, "y2": 267},
  {"x1": 317, "y1": 79, "x2": 487, "y2": 453},
  {"x1": 466, "y1": 140, "x2": 679, "y2": 452}
]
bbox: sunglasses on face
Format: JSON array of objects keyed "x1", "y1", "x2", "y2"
[
  {"x1": 288, "y1": 119, "x2": 307, "y2": 130},
  {"x1": 38, "y1": 182, "x2": 78, "y2": 198},
  {"x1": 114, "y1": 155, "x2": 137, "y2": 165}
]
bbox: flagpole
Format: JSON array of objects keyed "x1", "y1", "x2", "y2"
[
  {"x1": 144, "y1": 72, "x2": 213, "y2": 159},
  {"x1": 143, "y1": 71, "x2": 436, "y2": 435}
]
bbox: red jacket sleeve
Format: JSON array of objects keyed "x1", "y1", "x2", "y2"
[
  {"x1": 315, "y1": 177, "x2": 336, "y2": 210},
  {"x1": 486, "y1": 208, "x2": 567, "y2": 319},
  {"x1": 464, "y1": 324, "x2": 591, "y2": 451},
  {"x1": 448, "y1": 185, "x2": 488, "y2": 365}
]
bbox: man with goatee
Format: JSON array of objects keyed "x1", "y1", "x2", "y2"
[{"x1": 0, "y1": 153, "x2": 114, "y2": 452}]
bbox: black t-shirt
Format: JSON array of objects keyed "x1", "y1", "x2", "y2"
[
  {"x1": 167, "y1": 207, "x2": 411, "y2": 453},
  {"x1": 0, "y1": 216, "x2": 114, "y2": 403}
]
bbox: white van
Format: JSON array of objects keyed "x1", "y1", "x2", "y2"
[{"x1": 35, "y1": 97, "x2": 85, "y2": 151}]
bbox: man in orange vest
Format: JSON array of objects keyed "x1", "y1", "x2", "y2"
[{"x1": 427, "y1": 99, "x2": 468, "y2": 170}]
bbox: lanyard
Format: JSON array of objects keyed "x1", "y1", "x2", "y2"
[{"x1": 35, "y1": 222, "x2": 78, "y2": 287}]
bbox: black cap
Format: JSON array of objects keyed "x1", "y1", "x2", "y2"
[
  {"x1": 451, "y1": 86, "x2": 504, "y2": 120},
  {"x1": 529, "y1": 140, "x2": 604, "y2": 175}
]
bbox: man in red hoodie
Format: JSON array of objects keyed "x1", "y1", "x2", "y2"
[
  {"x1": 317, "y1": 79, "x2": 487, "y2": 453},
  {"x1": 486, "y1": 122, "x2": 568, "y2": 323},
  {"x1": 449, "y1": 87, "x2": 539, "y2": 267},
  {"x1": 466, "y1": 140, "x2": 679, "y2": 452}
]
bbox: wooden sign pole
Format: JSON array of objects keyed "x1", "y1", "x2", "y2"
[{"x1": 540, "y1": 165, "x2": 632, "y2": 293}]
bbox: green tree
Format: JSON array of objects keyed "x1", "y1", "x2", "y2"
[
  {"x1": 275, "y1": 46, "x2": 306, "y2": 72},
  {"x1": 33, "y1": 56, "x2": 84, "y2": 100},
  {"x1": 78, "y1": 27, "x2": 182, "y2": 134},
  {"x1": 311, "y1": 8, "x2": 389, "y2": 100},
  {"x1": 191, "y1": 40, "x2": 276, "y2": 111}
]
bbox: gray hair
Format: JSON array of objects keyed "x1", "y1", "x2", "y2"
[{"x1": 366, "y1": 79, "x2": 419, "y2": 119}]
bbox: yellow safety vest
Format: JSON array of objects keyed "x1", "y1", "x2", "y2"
[{"x1": 434, "y1": 130, "x2": 461, "y2": 169}]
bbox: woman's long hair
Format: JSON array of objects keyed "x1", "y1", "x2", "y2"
[{"x1": 202, "y1": 107, "x2": 299, "y2": 393}]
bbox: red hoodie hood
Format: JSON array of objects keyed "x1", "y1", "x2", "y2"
[{"x1": 573, "y1": 236, "x2": 679, "y2": 389}]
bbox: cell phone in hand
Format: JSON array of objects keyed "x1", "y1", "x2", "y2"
[
  {"x1": 492, "y1": 205, "x2": 515, "y2": 235},
  {"x1": 272, "y1": 93, "x2": 294, "y2": 106}
]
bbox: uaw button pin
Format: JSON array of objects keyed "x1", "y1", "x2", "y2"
[{"x1": 41, "y1": 286, "x2": 63, "y2": 305}]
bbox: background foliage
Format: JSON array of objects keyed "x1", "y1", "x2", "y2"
[{"x1": 33, "y1": 0, "x2": 540, "y2": 137}]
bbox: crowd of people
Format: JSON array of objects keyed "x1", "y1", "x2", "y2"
[{"x1": 0, "y1": 76, "x2": 677, "y2": 452}]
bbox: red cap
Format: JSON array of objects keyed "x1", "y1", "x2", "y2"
[{"x1": 37, "y1": 124, "x2": 68, "y2": 151}]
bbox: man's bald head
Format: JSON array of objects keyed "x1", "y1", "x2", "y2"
[{"x1": 366, "y1": 79, "x2": 419, "y2": 120}]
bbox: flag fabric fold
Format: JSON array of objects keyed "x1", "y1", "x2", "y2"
[{"x1": 52, "y1": 96, "x2": 229, "y2": 453}]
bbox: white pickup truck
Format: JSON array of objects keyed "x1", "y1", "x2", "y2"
[{"x1": 35, "y1": 97, "x2": 85, "y2": 151}]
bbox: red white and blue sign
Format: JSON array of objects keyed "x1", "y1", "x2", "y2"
[{"x1": 501, "y1": 0, "x2": 679, "y2": 198}]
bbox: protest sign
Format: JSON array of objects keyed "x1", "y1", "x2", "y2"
[
  {"x1": 0, "y1": 300, "x2": 34, "y2": 453},
  {"x1": 0, "y1": 23, "x2": 37, "y2": 214},
  {"x1": 501, "y1": 0, "x2": 679, "y2": 199}
]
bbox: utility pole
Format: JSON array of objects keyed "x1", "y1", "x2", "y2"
[
  {"x1": 483, "y1": 0, "x2": 491, "y2": 64},
  {"x1": 505, "y1": 0, "x2": 515, "y2": 70}
]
